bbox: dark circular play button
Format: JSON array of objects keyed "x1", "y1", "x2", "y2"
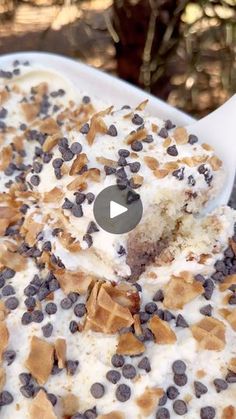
[{"x1": 93, "y1": 185, "x2": 143, "y2": 234}]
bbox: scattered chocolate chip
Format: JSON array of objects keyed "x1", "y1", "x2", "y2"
[
  {"x1": 30, "y1": 175, "x2": 40, "y2": 186},
  {"x1": 153, "y1": 289, "x2": 164, "y2": 302},
  {"x1": 145, "y1": 302, "x2": 157, "y2": 314},
  {"x1": 87, "y1": 221, "x2": 99, "y2": 235},
  {"x1": 84, "y1": 406, "x2": 97, "y2": 419},
  {"x1": 115, "y1": 384, "x2": 131, "y2": 402},
  {"x1": 83, "y1": 233, "x2": 93, "y2": 248},
  {"x1": 47, "y1": 393, "x2": 57, "y2": 406},
  {"x1": 111, "y1": 354, "x2": 125, "y2": 368},
  {"x1": 24, "y1": 285, "x2": 37, "y2": 297},
  {"x1": 0, "y1": 391, "x2": 13, "y2": 406},
  {"x1": 19, "y1": 373, "x2": 32, "y2": 386},
  {"x1": 61, "y1": 148, "x2": 74, "y2": 161},
  {"x1": 74, "y1": 303, "x2": 87, "y2": 318},
  {"x1": 200, "y1": 304, "x2": 213, "y2": 316},
  {"x1": 158, "y1": 392, "x2": 168, "y2": 406},
  {"x1": 71, "y1": 204, "x2": 83, "y2": 218},
  {"x1": 118, "y1": 149, "x2": 130, "y2": 158},
  {"x1": 69, "y1": 321, "x2": 78, "y2": 334},
  {"x1": 71, "y1": 142, "x2": 82, "y2": 155},
  {"x1": 174, "y1": 374, "x2": 187, "y2": 387},
  {"x1": 5, "y1": 296, "x2": 19, "y2": 310},
  {"x1": 129, "y1": 162, "x2": 141, "y2": 173},
  {"x1": 176, "y1": 314, "x2": 189, "y2": 328},
  {"x1": 194, "y1": 381, "x2": 208, "y2": 398},
  {"x1": 225, "y1": 371, "x2": 236, "y2": 383},
  {"x1": 167, "y1": 145, "x2": 178, "y2": 156},
  {"x1": 66, "y1": 360, "x2": 79, "y2": 376},
  {"x1": 0, "y1": 107, "x2": 8, "y2": 119},
  {"x1": 104, "y1": 165, "x2": 116, "y2": 175},
  {"x1": 203, "y1": 279, "x2": 214, "y2": 300},
  {"x1": 42, "y1": 241, "x2": 52, "y2": 252},
  {"x1": 172, "y1": 360, "x2": 186, "y2": 375},
  {"x1": 118, "y1": 156, "x2": 127, "y2": 166},
  {"x1": 21, "y1": 312, "x2": 32, "y2": 325},
  {"x1": 156, "y1": 407, "x2": 170, "y2": 419},
  {"x1": 42, "y1": 323, "x2": 53, "y2": 338},
  {"x1": 82, "y1": 95, "x2": 90, "y2": 104},
  {"x1": 106, "y1": 370, "x2": 121, "y2": 384},
  {"x1": 131, "y1": 140, "x2": 143, "y2": 152},
  {"x1": 52, "y1": 158, "x2": 63, "y2": 169},
  {"x1": 80, "y1": 123, "x2": 90, "y2": 134},
  {"x1": 137, "y1": 356, "x2": 151, "y2": 372},
  {"x1": 20, "y1": 384, "x2": 35, "y2": 398},
  {"x1": 107, "y1": 124, "x2": 118, "y2": 136},
  {"x1": 86, "y1": 192, "x2": 95, "y2": 204},
  {"x1": 213, "y1": 378, "x2": 228, "y2": 393},
  {"x1": 2, "y1": 285, "x2": 15, "y2": 296},
  {"x1": 173, "y1": 400, "x2": 188, "y2": 415},
  {"x1": 45, "y1": 302, "x2": 57, "y2": 315},
  {"x1": 132, "y1": 114, "x2": 143, "y2": 125},
  {"x1": 167, "y1": 386, "x2": 179, "y2": 400},
  {"x1": 172, "y1": 167, "x2": 184, "y2": 181},
  {"x1": 31, "y1": 310, "x2": 44, "y2": 323},
  {"x1": 200, "y1": 406, "x2": 216, "y2": 419},
  {"x1": 122, "y1": 364, "x2": 136, "y2": 379},
  {"x1": 188, "y1": 134, "x2": 198, "y2": 145},
  {"x1": 165, "y1": 120, "x2": 175, "y2": 130},
  {"x1": 3, "y1": 350, "x2": 16, "y2": 365},
  {"x1": 158, "y1": 128, "x2": 168, "y2": 138},
  {"x1": 188, "y1": 175, "x2": 196, "y2": 186},
  {"x1": 60, "y1": 298, "x2": 73, "y2": 310},
  {"x1": 229, "y1": 294, "x2": 236, "y2": 305},
  {"x1": 90, "y1": 383, "x2": 105, "y2": 399},
  {"x1": 143, "y1": 134, "x2": 154, "y2": 143},
  {"x1": 127, "y1": 190, "x2": 140, "y2": 204}
]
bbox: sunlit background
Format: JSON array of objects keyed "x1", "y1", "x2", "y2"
[{"x1": 0, "y1": 0, "x2": 235, "y2": 201}]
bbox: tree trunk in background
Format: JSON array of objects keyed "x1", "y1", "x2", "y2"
[{"x1": 113, "y1": 0, "x2": 183, "y2": 100}]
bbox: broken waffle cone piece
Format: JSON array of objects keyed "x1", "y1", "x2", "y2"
[
  {"x1": 219, "y1": 274, "x2": 236, "y2": 292},
  {"x1": 54, "y1": 338, "x2": 67, "y2": 369},
  {"x1": 0, "y1": 321, "x2": 9, "y2": 360},
  {"x1": 164, "y1": 273, "x2": 204, "y2": 309},
  {"x1": 221, "y1": 406, "x2": 236, "y2": 419},
  {"x1": 98, "y1": 412, "x2": 125, "y2": 419},
  {"x1": 191, "y1": 317, "x2": 226, "y2": 351},
  {"x1": 62, "y1": 393, "x2": 79, "y2": 416},
  {"x1": 149, "y1": 315, "x2": 176, "y2": 344},
  {"x1": 228, "y1": 358, "x2": 236, "y2": 374},
  {"x1": 116, "y1": 332, "x2": 145, "y2": 356},
  {"x1": 30, "y1": 389, "x2": 56, "y2": 419},
  {"x1": 0, "y1": 367, "x2": 6, "y2": 392},
  {"x1": 136, "y1": 387, "x2": 164, "y2": 416},
  {"x1": 85, "y1": 282, "x2": 137, "y2": 334},
  {"x1": 54, "y1": 269, "x2": 96, "y2": 295},
  {"x1": 25, "y1": 336, "x2": 54, "y2": 385}
]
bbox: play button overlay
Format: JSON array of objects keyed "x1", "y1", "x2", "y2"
[{"x1": 93, "y1": 185, "x2": 143, "y2": 234}]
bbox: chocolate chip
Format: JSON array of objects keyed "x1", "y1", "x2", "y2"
[
  {"x1": 158, "y1": 392, "x2": 168, "y2": 406},
  {"x1": 195, "y1": 274, "x2": 205, "y2": 283},
  {"x1": 20, "y1": 384, "x2": 35, "y2": 398},
  {"x1": 107, "y1": 124, "x2": 118, "y2": 136},
  {"x1": 68, "y1": 292, "x2": 79, "y2": 304},
  {"x1": 213, "y1": 378, "x2": 228, "y2": 393},
  {"x1": 42, "y1": 241, "x2": 52, "y2": 252},
  {"x1": 145, "y1": 302, "x2": 157, "y2": 314},
  {"x1": 67, "y1": 360, "x2": 79, "y2": 376},
  {"x1": 203, "y1": 279, "x2": 214, "y2": 300},
  {"x1": 118, "y1": 156, "x2": 127, "y2": 166},
  {"x1": 117, "y1": 245, "x2": 126, "y2": 256},
  {"x1": 115, "y1": 384, "x2": 131, "y2": 402},
  {"x1": 167, "y1": 386, "x2": 179, "y2": 400},
  {"x1": 137, "y1": 356, "x2": 151, "y2": 372},
  {"x1": 32, "y1": 161, "x2": 42, "y2": 174},
  {"x1": 82, "y1": 95, "x2": 90, "y2": 104},
  {"x1": 200, "y1": 407, "x2": 216, "y2": 419},
  {"x1": 111, "y1": 354, "x2": 125, "y2": 368},
  {"x1": 19, "y1": 373, "x2": 32, "y2": 386},
  {"x1": 176, "y1": 314, "x2": 189, "y2": 328},
  {"x1": 156, "y1": 407, "x2": 170, "y2": 419},
  {"x1": 61, "y1": 149, "x2": 74, "y2": 161},
  {"x1": 127, "y1": 190, "x2": 140, "y2": 204},
  {"x1": 24, "y1": 296, "x2": 36, "y2": 310},
  {"x1": 80, "y1": 123, "x2": 90, "y2": 134},
  {"x1": 69, "y1": 320, "x2": 78, "y2": 334},
  {"x1": 158, "y1": 128, "x2": 168, "y2": 138},
  {"x1": 143, "y1": 134, "x2": 154, "y2": 143},
  {"x1": 5, "y1": 296, "x2": 19, "y2": 310},
  {"x1": 71, "y1": 204, "x2": 83, "y2": 218},
  {"x1": 0, "y1": 107, "x2": 7, "y2": 119},
  {"x1": 24, "y1": 285, "x2": 37, "y2": 297},
  {"x1": 194, "y1": 381, "x2": 208, "y2": 398},
  {"x1": 200, "y1": 304, "x2": 212, "y2": 316},
  {"x1": 42, "y1": 322, "x2": 53, "y2": 338},
  {"x1": 3, "y1": 350, "x2": 16, "y2": 365},
  {"x1": 74, "y1": 303, "x2": 86, "y2": 318},
  {"x1": 47, "y1": 393, "x2": 57, "y2": 406},
  {"x1": 86, "y1": 192, "x2": 95, "y2": 204},
  {"x1": 87, "y1": 221, "x2": 99, "y2": 234},
  {"x1": 52, "y1": 158, "x2": 63, "y2": 169},
  {"x1": 45, "y1": 302, "x2": 57, "y2": 315},
  {"x1": 167, "y1": 145, "x2": 178, "y2": 156},
  {"x1": 153, "y1": 289, "x2": 164, "y2": 302},
  {"x1": 229, "y1": 294, "x2": 236, "y2": 305},
  {"x1": 172, "y1": 167, "x2": 184, "y2": 181},
  {"x1": 30, "y1": 175, "x2": 40, "y2": 186},
  {"x1": 188, "y1": 134, "x2": 198, "y2": 144},
  {"x1": 0, "y1": 391, "x2": 13, "y2": 406},
  {"x1": 60, "y1": 298, "x2": 73, "y2": 310},
  {"x1": 172, "y1": 360, "x2": 186, "y2": 375},
  {"x1": 84, "y1": 407, "x2": 97, "y2": 418},
  {"x1": 132, "y1": 114, "x2": 143, "y2": 125},
  {"x1": 105, "y1": 165, "x2": 116, "y2": 175},
  {"x1": 188, "y1": 175, "x2": 196, "y2": 186},
  {"x1": 226, "y1": 371, "x2": 236, "y2": 383},
  {"x1": 122, "y1": 364, "x2": 136, "y2": 379},
  {"x1": 32, "y1": 310, "x2": 44, "y2": 323},
  {"x1": 174, "y1": 373, "x2": 187, "y2": 386},
  {"x1": 71, "y1": 142, "x2": 82, "y2": 155},
  {"x1": 131, "y1": 140, "x2": 143, "y2": 152},
  {"x1": 173, "y1": 400, "x2": 188, "y2": 415},
  {"x1": 2, "y1": 285, "x2": 15, "y2": 296},
  {"x1": 90, "y1": 383, "x2": 105, "y2": 399},
  {"x1": 118, "y1": 149, "x2": 130, "y2": 157},
  {"x1": 106, "y1": 370, "x2": 121, "y2": 384},
  {"x1": 21, "y1": 312, "x2": 32, "y2": 325},
  {"x1": 117, "y1": 178, "x2": 128, "y2": 190},
  {"x1": 129, "y1": 162, "x2": 141, "y2": 173},
  {"x1": 165, "y1": 120, "x2": 175, "y2": 130},
  {"x1": 163, "y1": 310, "x2": 175, "y2": 322},
  {"x1": 83, "y1": 233, "x2": 93, "y2": 248},
  {"x1": 139, "y1": 311, "x2": 150, "y2": 324}
]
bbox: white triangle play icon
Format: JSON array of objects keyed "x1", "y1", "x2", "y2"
[{"x1": 110, "y1": 200, "x2": 128, "y2": 219}]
